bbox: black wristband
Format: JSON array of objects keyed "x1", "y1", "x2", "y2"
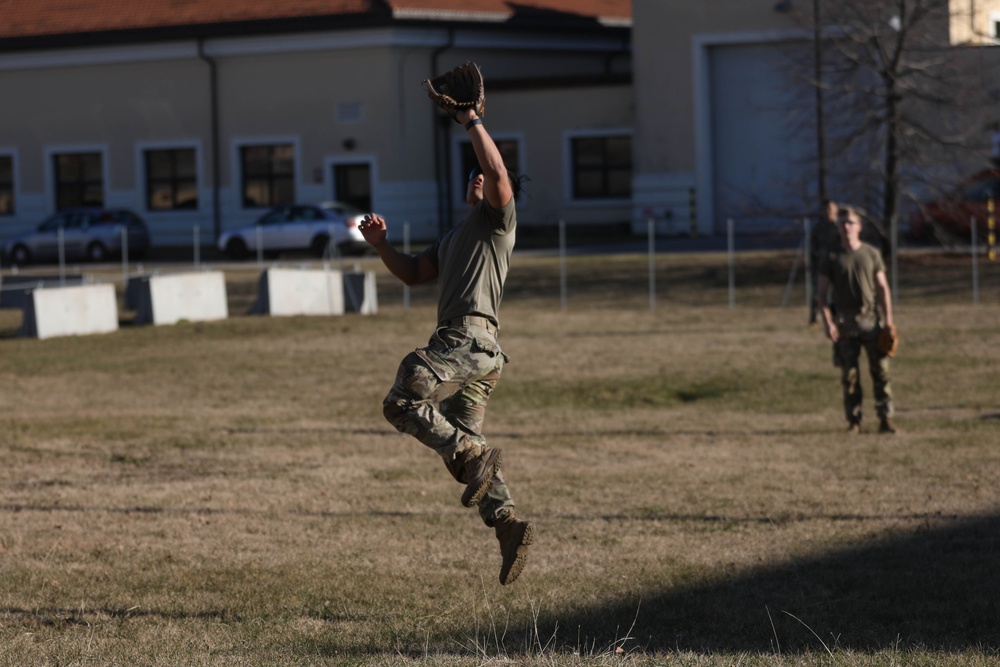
[{"x1": 465, "y1": 118, "x2": 482, "y2": 130}]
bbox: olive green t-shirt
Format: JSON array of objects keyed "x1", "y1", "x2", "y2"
[
  {"x1": 818, "y1": 242, "x2": 886, "y2": 321},
  {"x1": 419, "y1": 198, "x2": 516, "y2": 329}
]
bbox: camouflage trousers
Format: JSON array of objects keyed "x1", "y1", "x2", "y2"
[
  {"x1": 834, "y1": 328, "x2": 893, "y2": 424},
  {"x1": 382, "y1": 322, "x2": 515, "y2": 526}
]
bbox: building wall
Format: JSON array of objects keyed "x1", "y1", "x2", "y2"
[
  {"x1": 446, "y1": 83, "x2": 633, "y2": 228},
  {"x1": 0, "y1": 26, "x2": 633, "y2": 248},
  {"x1": 631, "y1": 0, "x2": 1000, "y2": 235},
  {"x1": 632, "y1": 0, "x2": 802, "y2": 234},
  {"x1": 950, "y1": 0, "x2": 1000, "y2": 44}
]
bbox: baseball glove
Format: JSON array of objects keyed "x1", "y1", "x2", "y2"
[
  {"x1": 422, "y1": 61, "x2": 485, "y2": 122},
  {"x1": 877, "y1": 324, "x2": 899, "y2": 358}
]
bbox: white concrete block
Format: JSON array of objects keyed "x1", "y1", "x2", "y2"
[
  {"x1": 251, "y1": 267, "x2": 345, "y2": 316},
  {"x1": 128, "y1": 271, "x2": 229, "y2": 326},
  {"x1": 21, "y1": 284, "x2": 119, "y2": 340}
]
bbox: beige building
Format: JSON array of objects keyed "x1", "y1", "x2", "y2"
[
  {"x1": 632, "y1": 0, "x2": 1000, "y2": 236},
  {"x1": 3, "y1": 0, "x2": 998, "y2": 250},
  {"x1": 0, "y1": 1, "x2": 632, "y2": 247},
  {"x1": 950, "y1": 0, "x2": 1000, "y2": 43}
]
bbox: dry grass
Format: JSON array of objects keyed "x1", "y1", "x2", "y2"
[{"x1": 0, "y1": 248, "x2": 998, "y2": 666}]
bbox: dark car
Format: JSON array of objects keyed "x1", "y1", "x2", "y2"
[
  {"x1": 3, "y1": 208, "x2": 150, "y2": 264},
  {"x1": 217, "y1": 201, "x2": 370, "y2": 260},
  {"x1": 909, "y1": 169, "x2": 1000, "y2": 244}
]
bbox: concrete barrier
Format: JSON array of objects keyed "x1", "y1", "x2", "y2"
[
  {"x1": 251, "y1": 267, "x2": 345, "y2": 316},
  {"x1": 20, "y1": 283, "x2": 119, "y2": 339},
  {"x1": 126, "y1": 271, "x2": 229, "y2": 325},
  {"x1": 343, "y1": 271, "x2": 378, "y2": 314}
]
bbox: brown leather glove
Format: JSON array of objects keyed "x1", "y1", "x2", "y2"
[
  {"x1": 877, "y1": 324, "x2": 899, "y2": 358},
  {"x1": 422, "y1": 61, "x2": 485, "y2": 122}
]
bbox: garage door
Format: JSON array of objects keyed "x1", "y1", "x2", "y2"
[{"x1": 709, "y1": 40, "x2": 817, "y2": 234}]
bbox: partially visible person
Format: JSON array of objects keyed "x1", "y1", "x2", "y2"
[
  {"x1": 809, "y1": 199, "x2": 841, "y2": 326},
  {"x1": 817, "y1": 205, "x2": 897, "y2": 434}
]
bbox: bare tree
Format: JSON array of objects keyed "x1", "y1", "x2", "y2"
[{"x1": 809, "y1": 0, "x2": 995, "y2": 280}]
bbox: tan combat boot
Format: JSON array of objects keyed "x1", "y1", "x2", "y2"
[
  {"x1": 459, "y1": 445, "x2": 502, "y2": 507},
  {"x1": 495, "y1": 514, "x2": 533, "y2": 585},
  {"x1": 878, "y1": 417, "x2": 896, "y2": 434}
]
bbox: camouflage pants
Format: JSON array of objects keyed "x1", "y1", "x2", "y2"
[
  {"x1": 382, "y1": 322, "x2": 515, "y2": 526},
  {"x1": 834, "y1": 328, "x2": 893, "y2": 424}
]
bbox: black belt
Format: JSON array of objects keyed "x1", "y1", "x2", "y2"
[{"x1": 440, "y1": 316, "x2": 498, "y2": 336}]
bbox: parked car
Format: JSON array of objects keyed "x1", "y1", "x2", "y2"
[
  {"x1": 909, "y1": 169, "x2": 1000, "y2": 244},
  {"x1": 3, "y1": 208, "x2": 150, "y2": 265},
  {"x1": 218, "y1": 202, "x2": 370, "y2": 260}
]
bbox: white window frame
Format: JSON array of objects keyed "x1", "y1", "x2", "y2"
[
  {"x1": 562, "y1": 127, "x2": 634, "y2": 206},
  {"x1": 45, "y1": 144, "x2": 110, "y2": 212},
  {"x1": 324, "y1": 154, "x2": 379, "y2": 208},
  {"x1": 135, "y1": 140, "x2": 203, "y2": 214},
  {"x1": 0, "y1": 148, "x2": 17, "y2": 217},
  {"x1": 450, "y1": 130, "x2": 527, "y2": 208},
  {"x1": 988, "y1": 11, "x2": 1000, "y2": 41},
  {"x1": 231, "y1": 136, "x2": 301, "y2": 210}
]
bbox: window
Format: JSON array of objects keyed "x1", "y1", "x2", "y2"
[
  {"x1": 0, "y1": 155, "x2": 12, "y2": 215},
  {"x1": 53, "y1": 152, "x2": 103, "y2": 209},
  {"x1": 241, "y1": 144, "x2": 294, "y2": 207},
  {"x1": 459, "y1": 140, "x2": 520, "y2": 190},
  {"x1": 570, "y1": 134, "x2": 632, "y2": 200},
  {"x1": 991, "y1": 12, "x2": 1000, "y2": 39},
  {"x1": 258, "y1": 208, "x2": 288, "y2": 225},
  {"x1": 145, "y1": 148, "x2": 197, "y2": 210},
  {"x1": 332, "y1": 163, "x2": 372, "y2": 212},
  {"x1": 291, "y1": 205, "x2": 324, "y2": 222}
]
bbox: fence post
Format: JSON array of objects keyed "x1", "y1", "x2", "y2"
[
  {"x1": 193, "y1": 225, "x2": 200, "y2": 269},
  {"x1": 803, "y1": 217, "x2": 812, "y2": 310},
  {"x1": 972, "y1": 217, "x2": 980, "y2": 306},
  {"x1": 989, "y1": 198, "x2": 997, "y2": 262},
  {"x1": 688, "y1": 187, "x2": 697, "y2": 237},
  {"x1": 121, "y1": 227, "x2": 129, "y2": 287},
  {"x1": 58, "y1": 226, "x2": 66, "y2": 286},
  {"x1": 559, "y1": 219, "x2": 567, "y2": 311},
  {"x1": 727, "y1": 218, "x2": 735, "y2": 308},
  {"x1": 648, "y1": 217, "x2": 656, "y2": 310},
  {"x1": 403, "y1": 222, "x2": 410, "y2": 310}
]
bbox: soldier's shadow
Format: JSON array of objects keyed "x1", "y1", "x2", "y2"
[{"x1": 535, "y1": 513, "x2": 1000, "y2": 655}]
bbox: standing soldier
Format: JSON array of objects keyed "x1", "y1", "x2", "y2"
[{"x1": 817, "y1": 205, "x2": 897, "y2": 434}]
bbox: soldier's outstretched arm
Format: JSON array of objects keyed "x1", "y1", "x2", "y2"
[
  {"x1": 359, "y1": 214, "x2": 438, "y2": 286},
  {"x1": 457, "y1": 107, "x2": 512, "y2": 210},
  {"x1": 876, "y1": 270, "x2": 893, "y2": 328}
]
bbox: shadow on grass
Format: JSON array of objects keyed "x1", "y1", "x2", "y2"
[
  {"x1": 7, "y1": 506, "x2": 995, "y2": 657},
  {"x1": 531, "y1": 512, "x2": 1000, "y2": 655}
]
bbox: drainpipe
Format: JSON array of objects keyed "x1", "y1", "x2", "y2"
[
  {"x1": 604, "y1": 33, "x2": 631, "y2": 75},
  {"x1": 431, "y1": 29, "x2": 455, "y2": 237},
  {"x1": 198, "y1": 38, "x2": 222, "y2": 243}
]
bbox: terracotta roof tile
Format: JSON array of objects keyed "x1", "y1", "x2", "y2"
[
  {"x1": 0, "y1": 0, "x2": 630, "y2": 41},
  {"x1": 1, "y1": 1, "x2": 375, "y2": 39},
  {"x1": 390, "y1": 0, "x2": 631, "y2": 24}
]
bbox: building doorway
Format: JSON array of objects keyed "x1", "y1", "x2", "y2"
[{"x1": 332, "y1": 162, "x2": 371, "y2": 212}]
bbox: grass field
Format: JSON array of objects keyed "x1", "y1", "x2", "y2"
[{"x1": 1, "y1": 248, "x2": 998, "y2": 666}]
